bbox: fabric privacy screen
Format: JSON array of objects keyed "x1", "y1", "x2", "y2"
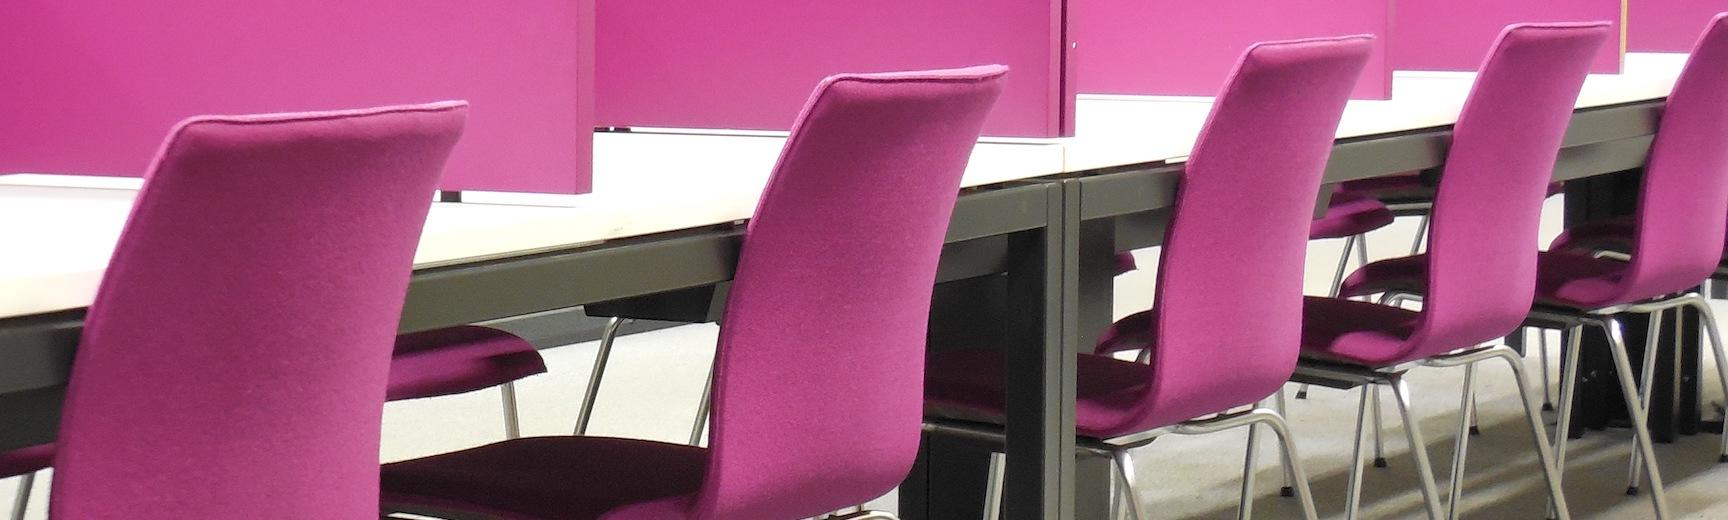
[
  {"x1": 596, "y1": 1, "x2": 1075, "y2": 138},
  {"x1": 1391, "y1": 0, "x2": 1624, "y2": 73},
  {"x1": 1076, "y1": 0, "x2": 1392, "y2": 99},
  {"x1": 0, "y1": 1, "x2": 595, "y2": 194},
  {"x1": 1628, "y1": 0, "x2": 1728, "y2": 51}
]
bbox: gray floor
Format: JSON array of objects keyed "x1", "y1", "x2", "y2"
[{"x1": 5, "y1": 200, "x2": 1725, "y2": 518}]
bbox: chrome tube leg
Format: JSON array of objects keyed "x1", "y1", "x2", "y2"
[
  {"x1": 983, "y1": 452, "x2": 1005, "y2": 520},
  {"x1": 1490, "y1": 347, "x2": 1573, "y2": 520},
  {"x1": 1329, "y1": 235, "x2": 1359, "y2": 299},
  {"x1": 1627, "y1": 310, "x2": 1665, "y2": 495},
  {"x1": 1355, "y1": 231, "x2": 1371, "y2": 269},
  {"x1": 500, "y1": 382, "x2": 523, "y2": 439},
  {"x1": 1261, "y1": 412, "x2": 1321, "y2": 520},
  {"x1": 1688, "y1": 297, "x2": 1728, "y2": 463},
  {"x1": 1410, "y1": 215, "x2": 1431, "y2": 255},
  {"x1": 1274, "y1": 390, "x2": 1296, "y2": 497},
  {"x1": 1371, "y1": 384, "x2": 1388, "y2": 468},
  {"x1": 10, "y1": 473, "x2": 34, "y2": 520},
  {"x1": 1446, "y1": 364, "x2": 1477, "y2": 520},
  {"x1": 1538, "y1": 328, "x2": 1554, "y2": 411},
  {"x1": 689, "y1": 368, "x2": 715, "y2": 446},
  {"x1": 1240, "y1": 403, "x2": 1263, "y2": 520},
  {"x1": 1468, "y1": 388, "x2": 1481, "y2": 436},
  {"x1": 1345, "y1": 386, "x2": 1374, "y2": 520},
  {"x1": 574, "y1": 317, "x2": 628, "y2": 435},
  {"x1": 1547, "y1": 325, "x2": 1585, "y2": 520},
  {"x1": 1389, "y1": 375, "x2": 1446, "y2": 520},
  {"x1": 1599, "y1": 317, "x2": 1671, "y2": 518},
  {"x1": 1113, "y1": 449, "x2": 1145, "y2": 520}
]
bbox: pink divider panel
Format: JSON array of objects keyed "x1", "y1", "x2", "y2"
[
  {"x1": 1076, "y1": 0, "x2": 1392, "y2": 99},
  {"x1": 1629, "y1": 1, "x2": 1728, "y2": 51},
  {"x1": 596, "y1": 1, "x2": 1074, "y2": 138},
  {"x1": 0, "y1": 1, "x2": 595, "y2": 194},
  {"x1": 1392, "y1": 0, "x2": 1623, "y2": 73}
]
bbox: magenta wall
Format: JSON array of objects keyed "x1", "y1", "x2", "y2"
[
  {"x1": 1392, "y1": 0, "x2": 1623, "y2": 72},
  {"x1": 1077, "y1": 0, "x2": 1392, "y2": 99},
  {"x1": 596, "y1": 1, "x2": 1074, "y2": 138},
  {"x1": 0, "y1": 1, "x2": 595, "y2": 194},
  {"x1": 1629, "y1": 1, "x2": 1727, "y2": 51}
]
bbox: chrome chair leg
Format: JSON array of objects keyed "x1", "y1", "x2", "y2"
[
  {"x1": 1596, "y1": 317, "x2": 1671, "y2": 518},
  {"x1": 573, "y1": 317, "x2": 628, "y2": 435},
  {"x1": 1388, "y1": 375, "x2": 1446, "y2": 520},
  {"x1": 500, "y1": 382, "x2": 523, "y2": 439},
  {"x1": 1446, "y1": 364, "x2": 1477, "y2": 520},
  {"x1": 1344, "y1": 386, "x2": 1374, "y2": 520},
  {"x1": 1485, "y1": 345, "x2": 1572, "y2": 520},
  {"x1": 1371, "y1": 384, "x2": 1388, "y2": 468},
  {"x1": 690, "y1": 368, "x2": 715, "y2": 446},
  {"x1": 982, "y1": 452, "x2": 1005, "y2": 520},
  {"x1": 1240, "y1": 413, "x2": 1260, "y2": 520},
  {"x1": 1274, "y1": 390, "x2": 1296, "y2": 497},
  {"x1": 10, "y1": 472, "x2": 34, "y2": 520},
  {"x1": 1547, "y1": 325, "x2": 1585, "y2": 520},
  {"x1": 1538, "y1": 328, "x2": 1554, "y2": 411},
  {"x1": 1112, "y1": 448, "x2": 1144, "y2": 520},
  {"x1": 1261, "y1": 412, "x2": 1321, "y2": 520},
  {"x1": 1686, "y1": 296, "x2": 1728, "y2": 463},
  {"x1": 1409, "y1": 215, "x2": 1430, "y2": 255},
  {"x1": 1627, "y1": 310, "x2": 1665, "y2": 495}
]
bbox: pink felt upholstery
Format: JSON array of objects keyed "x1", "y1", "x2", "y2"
[
  {"x1": 928, "y1": 37, "x2": 1375, "y2": 439},
  {"x1": 925, "y1": 349, "x2": 1151, "y2": 437},
  {"x1": 48, "y1": 103, "x2": 467, "y2": 518},
  {"x1": 1301, "y1": 23, "x2": 1612, "y2": 367},
  {"x1": 381, "y1": 66, "x2": 1007, "y2": 519},
  {"x1": 1115, "y1": 252, "x2": 1139, "y2": 275},
  {"x1": 1310, "y1": 189, "x2": 1396, "y2": 240},
  {"x1": 0, "y1": 444, "x2": 52, "y2": 479},
  {"x1": 388, "y1": 325, "x2": 546, "y2": 401}
]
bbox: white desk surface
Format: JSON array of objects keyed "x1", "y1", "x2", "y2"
[{"x1": 0, "y1": 53, "x2": 1688, "y2": 319}]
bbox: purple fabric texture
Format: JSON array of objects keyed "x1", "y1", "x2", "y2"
[
  {"x1": 1309, "y1": 188, "x2": 1397, "y2": 240},
  {"x1": 1302, "y1": 23, "x2": 1612, "y2": 366},
  {"x1": 927, "y1": 37, "x2": 1375, "y2": 439},
  {"x1": 387, "y1": 325, "x2": 546, "y2": 401},
  {"x1": 1541, "y1": 13, "x2": 1728, "y2": 308},
  {"x1": 381, "y1": 66, "x2": 1007, "y2": 520},
  {"x1": 49, "y1": 103, "x2": 467, "y2": 519}
]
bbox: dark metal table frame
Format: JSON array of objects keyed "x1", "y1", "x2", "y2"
[{"x1": 0, "y1": 98, "x2": 1690, "y2": 520}]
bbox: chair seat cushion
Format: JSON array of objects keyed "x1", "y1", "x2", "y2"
[
  {"x1": 1299, "y1": 296, "x2": 1424, "y2": 366},
  {"x1": 387, "y1": 325, "x2": 548, "y2": 401},
  {"x1": 1549, "y1": 217, "x2": 1635, "y2": 256},
  {"x1": 1310, "y1": 191, "x2": 1396, "y2": 240},
  {"x1": 1115, "y1": 252, "x2": 1138, "y2": 276},
  {"x1": 926, "y1": 348, "x2": 1169, "y2": 439},
  {"x1": 1338, "y1": 173, "x2": 1434, "y2": 204},
  {"x1": 0, "y1": 444, "x2": 54, "y2": 478},
  {"x1": 381, "y1": 436, "x2": 707, "y2": 520},
  {"x1": 1337, "y1": 251, "x2": 1640, "y2": 311},
  {"x1": 1094, "y1": 309, "x2": 1156, "y2": 356}
]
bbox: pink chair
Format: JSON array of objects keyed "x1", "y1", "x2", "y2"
[
  {"x1": 1299, "y1": 23, "x2": 1611, "y2": 520},
  {"x1": 924, "y1": 36, "x2": 1374, "y2": 519},
  {"x1": 46, "y1": 102, "x2": 468, "y2": 518},
  {"x1": 376, "y1": 66, "x2": 1006, "y2": 520}
]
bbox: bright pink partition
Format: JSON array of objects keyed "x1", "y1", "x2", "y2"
[
  {"x1": 1076, "y1": 0, "x2": 1392, "y2": 99},
  {"x1": 1629, "y1": 1, "x2": 1728, "y2": 51},
  {"x1": 596, "y1": 1, "x2": 1074, "y2": 138},
  {"x1": 0, "y1": 2, "x2": 595, "y2": 194},
  {"x1": 1392, "y1": 0, "x2": 1623, "y2": 72}
]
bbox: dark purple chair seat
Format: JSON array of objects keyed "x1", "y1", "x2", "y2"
[
  {"x1": 1336, "y1": 248, "x2": 1678, "y2": 311},
  {"x1": 1310, "y1": 190, "x2": 1397, "y2": 240},
  {"x1": 1299, "y1": 296, "x2": 1426, "y2": 366},
  {"x1": 924, "y1": 349, "x2": 1165, "y2": 439},
  {"x1": 380, "y1": 437, "x2": 707, "y2": 519},
  {"x1": 388, "y1": 325, "x2": 546, "y2": 401},
  {"x1": 0, "y1": 445, "x2": 53, "y2": 479}
]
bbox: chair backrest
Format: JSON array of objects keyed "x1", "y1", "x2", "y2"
[
  {"x1": 1414, "y1": 23, "x2": 1611, "y2": 357},
  {"x1": 50, "y1": 103, "x2": 466, "y2": 518},
  {"x1": 1619, "y1": 13, "x2": 1728, "y2": 301},
  {"x1": 680, "y1": 67, "x2": 1005, "y2": 519},
  {"x1": 1140, "y1": 37, "x2": 1373, "y2": 428}
]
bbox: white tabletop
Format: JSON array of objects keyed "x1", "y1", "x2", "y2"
[{"x1": 0, "y1": 53, "x2": 1689, "y2": 320}]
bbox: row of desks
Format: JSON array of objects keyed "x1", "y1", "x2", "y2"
[{"x1": 0, "y1": 53, "x2": 1688, "y2": 519}]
